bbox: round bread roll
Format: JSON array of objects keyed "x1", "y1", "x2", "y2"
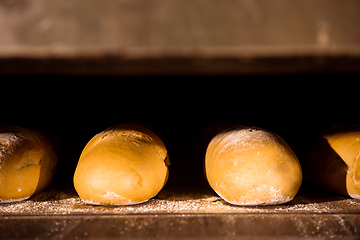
[
  {"x1": 305, "y1": 125, "x2": 360, "y2": 199},
  {"x1": 205, "y1": 126, "x2": 302, "y2": 205},
  {"x1": 0, "y1": 126, "x2": 57, "y2": 203},
  {"x1": 73, "y1": 124, "x2": 170, "y2": 205}
]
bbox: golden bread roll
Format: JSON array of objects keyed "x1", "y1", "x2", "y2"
[
  {"x1": 73, "y1": 124, "x2": 170, "y2": 205},
  {"x1": 0, "y1": 126, "x2": 57, "y2": 203},
  {"x1": 205, "y1": 126, "x2": 302, "y2": 205},
  {"x1": 306, "y1": 125, "x2": 360, "y2": 198}
]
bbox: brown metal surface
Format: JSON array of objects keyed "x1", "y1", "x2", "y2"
[
  {"x1": 1, "y1": 214, "x2": 359, "y2": 240},
  {"x1": 0, "y1": 0, "x2": 360, "y2": 75},
  {"x1": 0, "y1": 184, "x2": 360, "y2": 239}
]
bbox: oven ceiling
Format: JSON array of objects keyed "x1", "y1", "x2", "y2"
[{"x1": 0, "y1": 0, "x2": 359, "y2": 75}]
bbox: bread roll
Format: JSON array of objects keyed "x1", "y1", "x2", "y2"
[
  {"x1": 0, "y1": 126, "x2": 57, "y2": 203},
  {"x1": 205, "y1": 126, "x2": 302, "y2": 205},
  {"x1": 73, "y1": 124, "x2": 170, "y2": 205},
  {"x1": 306, "y1": 125, "x2": 360, "y2": 199}
]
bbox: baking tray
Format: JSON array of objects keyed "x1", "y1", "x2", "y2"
[{"x1": 1, "y1": 181, "x2": 360, "y2": 240}]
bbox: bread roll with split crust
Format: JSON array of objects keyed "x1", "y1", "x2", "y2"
[
  {"x1": 205, "y1": 126, "x2": 302, "y2": 205},
  {"x1": 0, "y1": 126, "x2": 57, "y2": 203},
  {"x1": 73, "y1": 124, "x2": 169, "y2": 205},
  {"x1": 307, "y1": 125, "x2": 360, "y2": 199}
]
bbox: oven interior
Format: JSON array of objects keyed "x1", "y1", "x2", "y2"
[{"x1": 1, "y1": 0, "x2": 360, "y2": 239}]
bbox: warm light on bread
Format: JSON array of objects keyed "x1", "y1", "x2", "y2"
[
  {"x1": 205, "y1": 126, "x2": 302, "y2": 205},
  {"x1": 73, "y1": 124, "x2": 170, "y2": 205},
  {"x1": 307, "y1": 125, "x2": 360, "y2": 199},
  {"x1": 0, "y1": 126, "x2": 57, "y2": 203}
]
